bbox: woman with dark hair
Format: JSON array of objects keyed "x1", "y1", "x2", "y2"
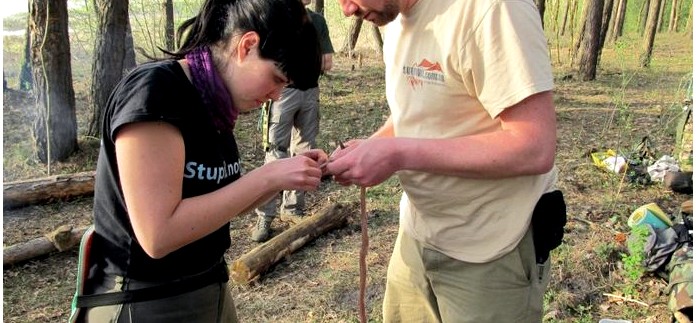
[{"x1": 69, "y1": 0, "x2": 325, "y2": 321}]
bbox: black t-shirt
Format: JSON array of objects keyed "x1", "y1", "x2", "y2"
[{"x1": 91, "y1": 60, "x2": 241, "y2": 282}]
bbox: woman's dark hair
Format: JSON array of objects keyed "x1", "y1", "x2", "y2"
[{"x1": 168, "y1": 0, "x2": 314, "y2": 83}]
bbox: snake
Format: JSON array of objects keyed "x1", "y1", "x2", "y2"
[{"x1": 358, "y1": 186, "x2": 368, "y2": 323}]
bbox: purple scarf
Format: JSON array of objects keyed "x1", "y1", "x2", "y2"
[{"x1": 185, "y1": 46, "x2": 237, "y2": 130}]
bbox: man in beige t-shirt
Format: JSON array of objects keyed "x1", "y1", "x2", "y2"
[{"x1": 327, "y1": 0, "x2": 560, "y2": 322}]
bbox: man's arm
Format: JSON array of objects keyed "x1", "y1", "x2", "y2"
[{"x1": 326, "y1": 91, "x2": 556, "y2": 186}]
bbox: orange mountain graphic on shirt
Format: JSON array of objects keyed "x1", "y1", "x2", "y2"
[
  {"x1": 417, "y1": 59, "x2": 443, "y2": 72},
  {"x1": 405, "y1": 59, "x2": 445, "y2": 89}
]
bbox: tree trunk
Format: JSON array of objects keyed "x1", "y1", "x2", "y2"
[
  {"x1": 685, "y1": 3, "x2": 693, "y2": 35},
  {"x1": 551, "y1": 0, "x2": 561, "y2": 33},
  {"x1": 3, "y1": 171, "x2": 96, "y2": 209},
  {"x1": 3, "y1": 226, "x2": 88, "y2": 266},
  {"x1": 598, "y1": 0, "x2": 614, "y2": 63},
  {"x1": 535, "y1": 0, "x2": 547, "y2": 29},
  {"x1": 657, "y1": 0, "x2": 667, "y2": 31},
  {"x1": 577, "y1": 0, "x2": 604, "y2": 81},
  {"x1": 606, "y1": 0, "x2": 619, "y2": 41},
  {"x1": 164, "y1": 0, "x2": 175, "y2": 51},
  {"x1": 230, "y1": 203, "x2": 350, "y2": 284},
  {"x1": 88, "y1": 0, "x2": 132, "y2": 138},
  {"x1": 610, "y1": 0, "x2": 627, "y2": 41},
  {"x1": 639, "y1": 0, "x2": 650, "y2": 35},
  {"x1": 567, "y1": 0, "x2": 579, "y2": 58},
  {"x1": 370, "y1": 25, "x2": 383, "y2": 55},
  {"x1": 314, "y1": 0, "x2": 324, "y2": 15},
  {"x1": 20, "y1": 5, "x2": 33, "y2": 92},
  {"x1": 640, "y1": 0, "x2": 662, "y2": 67},
  {"x1": 29, "y1": 0, "x2": 78, "y2": 166},
  {"x1": 572, "y1": 0, "x2": 591, "y2": 64},
  {"x1": 668, "y1": 0, "x2": 679, "y2": 32},
  {"x1": 561, "y1": 0, "x2": 571, "y2": 35},
  {"x1": 341, "y1": 17, "x2": 363, "y2": 54}
]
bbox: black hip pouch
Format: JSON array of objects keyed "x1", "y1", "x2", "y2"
[{"x1": 531, "y1": 190, "x2": 567, "y2": 264}]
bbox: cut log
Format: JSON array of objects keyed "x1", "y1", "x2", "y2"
[
  {"x1": 231, "y1": 203, "x2": 349, "y2": 285},
  {"x1": 3, "y1": 171, "x2": 96, "y2": 210},
  {"x1": 681, "y1": 199, "x2": 692, "y2": 214},
  {"x1": 3, "y1": 225, "x2": 89, "y2": 266}
]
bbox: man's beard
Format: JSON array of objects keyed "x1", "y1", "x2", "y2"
[{"x1": 363, "y1": 0, "x2": 400, "y2": 26}]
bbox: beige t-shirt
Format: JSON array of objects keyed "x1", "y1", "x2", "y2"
[{"x1": 383, "y1": 0, "x2": 556, "y2": 262}]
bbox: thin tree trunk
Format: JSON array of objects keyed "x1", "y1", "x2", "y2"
[
  {"x1": 668, "y1": 0, "x2": 679, "y2": 31},
  {"x1": 640, "y1": 0, "x2": 651, "y2": 35},
  {"x1": 606, "y1": 0, "x2": 619, "y2": 41},
  {"x1": 341, "y1": 17, "x2": 363, "y2": 54},
  {"x1": 164, "y1": 0, "x2": 175, "y2": 51},
  {"x1": 29, "y1": 0, "x2": 78, "y2": 165},
  {"x1": 561, "y1": 0, "x2": 571, "y2": 35},
  {"x1": 568, "y1": 0, "x2": 579, "y2": 59},
  {"x1": 370, "y1": 25, "x2": 383, "y2": 55},
  {"x1": 573, "y1": 0, "x2": 592, "y2": 64},
  {"x1": 577, "y1": 0, "x2": 604, "y2": 81},
  {"x1": 657, "y1": 0, "x2": 667, "y2": 31},
  {"x1": 552, "y1": 0, "x2": 561, "y2": 33},
  {"x1": 685, "y1": 3, "x2": 693, "y2": 35},
  {"x1": 598, "y1": 0, "x2": 614, "y2": 63},
  {"x1": 640, "y1": 0, "x2": 662, "y2": 67},
  {"x1": 611, "y1": 0, "x2": 627, "y2": 41},
  {"x1": 20, "y1": 19, "x2": 33, "y2": 91}
]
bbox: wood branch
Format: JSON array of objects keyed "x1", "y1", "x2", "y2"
[
  {"x1": 231, "y1": 203, "x2": 349, "y2": 285},
  {"x1": 3, "y1": 171, "x2": 96, "y2": 210},
  {"x1": 3, "y1": 225, "x2": 89, "y2": 266},
  {"x1": 602, "y1": 293, "x2": 649, "y2": 306}
]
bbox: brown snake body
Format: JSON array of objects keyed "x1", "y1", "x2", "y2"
[{"x1": 358, "y1": 187, "x2": 368, "y2": 323}]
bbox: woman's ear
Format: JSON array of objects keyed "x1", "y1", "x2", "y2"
[{"x1": 236, "y1": 31, "x2": 261, "y2": 63}]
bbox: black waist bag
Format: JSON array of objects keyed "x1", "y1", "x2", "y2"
[{"x1": 531, "y1": 190, "x2": 567, "y2": 264}]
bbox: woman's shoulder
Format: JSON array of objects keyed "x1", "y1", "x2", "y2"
[
  {"x1": 107, "y1": 60, "x2": 196, "y2": 125},
  {"x1": 123, "y1": 60, "x2": 188, "y2": 87}
]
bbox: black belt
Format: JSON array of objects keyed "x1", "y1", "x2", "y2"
[{"x1": 75, "y1": 263, "x2": 228, "y2": 308}]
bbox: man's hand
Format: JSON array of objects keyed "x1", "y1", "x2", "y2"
[{"x1": 325, "y1": 138, "x2": 400, "y2": 187}]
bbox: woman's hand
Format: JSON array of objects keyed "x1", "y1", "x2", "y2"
[{"x1": 264, "y1": 149, "x2": 328, "y2": 191}]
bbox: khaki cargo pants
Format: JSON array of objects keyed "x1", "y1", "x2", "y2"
[
  {"x1": 383, "y1": 226, "x2": 550, "y2": 323},
  {"x1": 257, "y1": 86, "x2": 320, "y2": 217}
]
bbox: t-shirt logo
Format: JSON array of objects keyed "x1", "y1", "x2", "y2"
[
  {"x1": 403, "y1": 59, "x2": 445, "y2": 90},
  {"x1": 183, "y1": 159, "x2": 242, "y2": 184}
]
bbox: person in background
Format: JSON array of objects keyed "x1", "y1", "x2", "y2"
[
  {"x1": 252, "y1": 0, "x2": 335, "y2": 242},
  {"x1": 327, "y1": 0, "x2": 561, "y2": 322},
  {"x1": 70, "y1": 0, "x2": 326, "y2": 322}
]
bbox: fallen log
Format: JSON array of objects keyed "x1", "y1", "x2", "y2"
[
  {"x1": 231, "y1": 203, "x2": 349, "y2": 285},
  {"x1": 3, "y1": 225, "x2": 89, "y2": 266},
  {"x1": 3, "y1": 171, "x2": 96, "y2": 210}
]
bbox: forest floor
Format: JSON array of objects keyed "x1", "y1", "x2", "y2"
[{"x1": 3, "y1": 32, "x2": 694, "y2": 322}]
